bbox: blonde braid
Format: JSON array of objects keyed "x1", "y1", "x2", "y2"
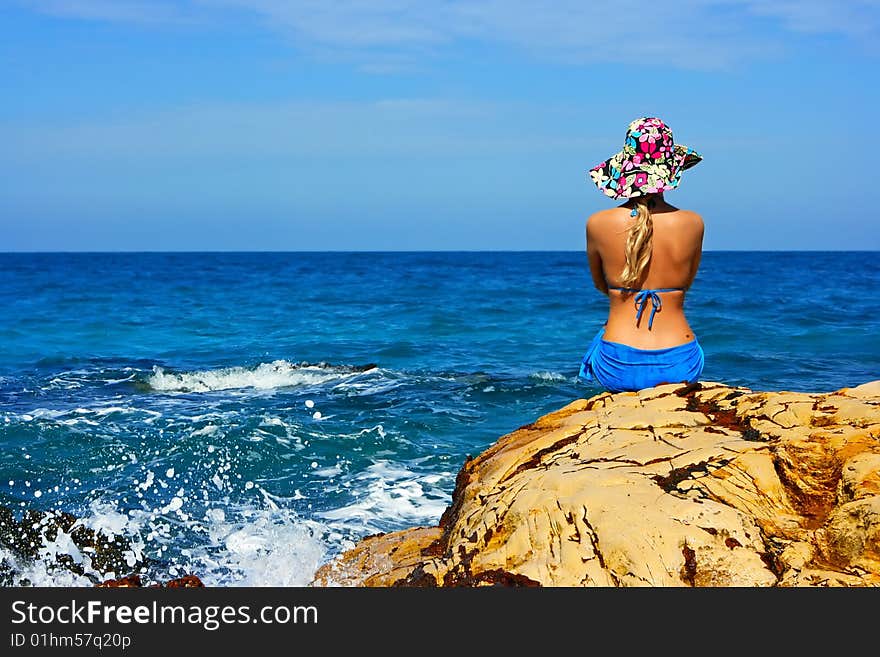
[{"x1": 619, "y1": 196, "x2": 654, "y2": 288}]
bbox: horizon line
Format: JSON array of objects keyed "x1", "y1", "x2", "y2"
[{"x1": 1, "y1": 249, "x2": 878, "y2": 255}]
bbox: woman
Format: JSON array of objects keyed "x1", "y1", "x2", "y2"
[{"x1": 579, "y1": 117, "x2": 705, "y2": 393}]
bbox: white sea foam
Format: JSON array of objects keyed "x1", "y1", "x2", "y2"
[
  {"x1": 0, "y1": 547, "x2": 96, "y2": 587},
  {"x1": 331, "y1": 424, "x2": 387, "y2": 441},
  {"x1": 79, "y1": 499, "x2": 140, "y2": 537},
  {"x1": 333, "y1": 381, "x2": 407, "y2": 397},
  {"x1": 13, "y1": 405, "x2": 162, "y2": 426},
  {"x1": 102, "y1": 372, "x2": 137, "y2": 385},
  {"x1": 313, "y1": 465, "x2": 343, "y2": 478},
  {"x1": 196, "y1": 508, "x2": 330, "y2": 587},
  {"x1": 147, "y1": 360, "x2": 365, "y2": 393},
  {"x1": 317, "y1": 460, "x2": 452, "y2": 533},
  {"x1": 529, "y1": 371, "x2": 568, "y2": 382}
]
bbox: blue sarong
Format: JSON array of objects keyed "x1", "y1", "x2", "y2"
[{"x1": 578, "y1": 327, "x2": 705, "y2": 393}]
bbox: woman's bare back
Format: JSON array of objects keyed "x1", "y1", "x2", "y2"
[{"x1": 586, "y1": 198, "x2": 704, "y2": 349}]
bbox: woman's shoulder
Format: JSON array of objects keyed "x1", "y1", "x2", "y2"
[
  {"x1": 668, "y1": 208, "x2": 704, "y2": 234},
  {"x1": 585, "y1": 206, "x2": 626, "y2": 229},
  {"x1": 654, "y1": 208, "x2": 704, "y2": 248}
]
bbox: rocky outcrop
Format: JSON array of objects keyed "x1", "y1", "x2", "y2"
[{"x1": 313, "y1": 380, "x2": 880, "y2": 587}]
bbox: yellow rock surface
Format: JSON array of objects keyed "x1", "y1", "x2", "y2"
[{"x1": 312, "y1": 380, "x2": 880, "y2": 587}]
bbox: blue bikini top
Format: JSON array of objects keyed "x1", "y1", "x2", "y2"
[{"x1": 607, "y1": 286, "x2": 685, "y2": 330}]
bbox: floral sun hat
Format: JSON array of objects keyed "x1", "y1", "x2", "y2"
[{"x1": 588, "y1": 117, "x2": 702, "y2": 200}]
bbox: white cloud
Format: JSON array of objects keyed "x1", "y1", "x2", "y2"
[
  {"x1": 14, "y1": 0, "x2": 880, "y2": 69},
  {"x1": 741, "y1": 0, "x2": 880, "y2": 36},
  {"x1": 202, "y1": 0, "x2": 773, "y2": 69}
]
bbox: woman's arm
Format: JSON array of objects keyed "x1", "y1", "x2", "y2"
[
  {"x1": 586, "y1": 214, "x2": 609, "y2": 296},
  {"x1": 684, "y1": 213, "x2": 705, "y2": 289}
]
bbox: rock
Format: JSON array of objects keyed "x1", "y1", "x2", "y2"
[
  {"x1": 312, "y1": 380, "x2": 880, "y2": 587},
  {"x1": 312, "y1": 527, "x2": 444, "y2": 587},
  {"x1": 97, "y1": 574, "x2": 205, "y2": 588},
  {"x1": 0, "y1": 505, "x2": 145, "y2": 585},
  {"x1": 161, "y1": 574, "x2": 205, "y2": 588},
  {"x1": 0, "y1": 505, "x2": 205, "y2": 587},
  {"x1": 96, "y1": 575, "x2": 144, "y2": 587}
]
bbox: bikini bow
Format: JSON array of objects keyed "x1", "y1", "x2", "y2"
[{"x1": 633, "y1": 290, "x2": 663, "y2": 330}]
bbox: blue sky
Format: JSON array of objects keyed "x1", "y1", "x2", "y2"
[{"x1": 2, "y1": 1, "x2": 879, "y2": 251}]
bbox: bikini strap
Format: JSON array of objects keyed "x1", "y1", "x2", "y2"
[{"x1": 608, "y1": 287, "x2": 685, "y2": 330}]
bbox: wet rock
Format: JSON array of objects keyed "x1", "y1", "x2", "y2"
[
  {"x1": 97, "y1": 574, "x2": 143, "y2": 587},
  {"x1": 0, "y1": 505, "x2": 143, "y2": 585},
  {"x1": 97, "y1": 574, "x2": 205, "y2": 588}
]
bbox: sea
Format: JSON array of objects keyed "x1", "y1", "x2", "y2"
[{"x1": 1, "y1": 251, "x2": 878, "y2": 586}]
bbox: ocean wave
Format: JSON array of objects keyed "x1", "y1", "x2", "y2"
[
  {"x1": 8, "y1": 405, "x2": 162, "y2": 426},
  {"x1": 146, "y1": 360, "x2": 376, "y2": 393}
]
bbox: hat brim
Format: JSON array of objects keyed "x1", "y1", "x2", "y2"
[{"x1": 589, "y1": 143, "x2": 702, "y2": 200}]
